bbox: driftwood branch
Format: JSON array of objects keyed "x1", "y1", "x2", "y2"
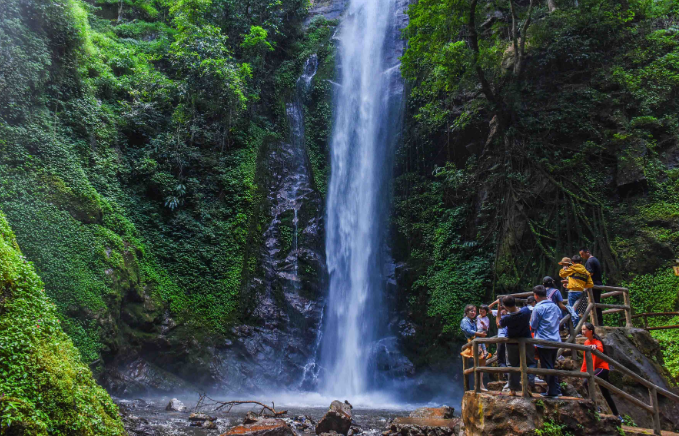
[{"x1": 199, "y1": 395, "x2": 288, "y2": 417}]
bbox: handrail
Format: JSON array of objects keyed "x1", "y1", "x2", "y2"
[
  {"x1": 462, "y1": 337, "x2": 679, "y2": 435},
  {"x1": 631, "y1": 312, "x2": 679, "y2": 331}
]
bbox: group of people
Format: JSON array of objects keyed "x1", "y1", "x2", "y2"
[{"x1": 459, "y1": 248, "x2": 621, "y2": 419}]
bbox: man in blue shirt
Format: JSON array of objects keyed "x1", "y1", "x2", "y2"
[
  {"x1": 531, "y1": 285, "x2": 563, "y2": 397},
  {"x1": 497, "y1": 296, "x2": 535, "y2": 395}
]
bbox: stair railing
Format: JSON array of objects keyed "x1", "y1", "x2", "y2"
[{"x1": 461, "y1": 337, "x2": 679, "y2": 435}]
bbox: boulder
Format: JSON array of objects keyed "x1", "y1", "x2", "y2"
[
  {"x1": 316, "y1": 401, "x2": 353, "y2": 435},
  {"x1": 461, "y1": 391, "x2": 621, "y2": 436},
  {"x1": 165, "y1": 398, "x2": 186, "y2": 412},
  {"x1": 222, "y1": 418, "x2": 295, "y2": 436},
  {"x1": 408, "y1": 407, "x2": 455, "y2": 420},
  {"x1": 383, "y1": 417, "x2": 461, "y2": 436},
  {"x1": 596, "y1": 327, "x2": 679, "y2": 431}
]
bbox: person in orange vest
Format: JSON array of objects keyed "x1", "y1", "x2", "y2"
[{"x1": 580, "y1": 323, "x2": 621, "y2": 421}]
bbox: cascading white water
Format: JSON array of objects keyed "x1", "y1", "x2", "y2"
[{"x1": 320, "y1": 0, "x2": 407, "y2": 397}]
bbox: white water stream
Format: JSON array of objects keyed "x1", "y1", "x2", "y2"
[{"x1": 320, "y1": 0, "x2": 408, "y2": 397}]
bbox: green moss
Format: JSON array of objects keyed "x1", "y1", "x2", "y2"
[{"x1": 0, "y1": 211, "x2": 125, "y2": 435}]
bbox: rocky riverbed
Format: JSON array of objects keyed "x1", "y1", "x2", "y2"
[{"x1": 117, "y1": 397, "x2": 459, "y2": 436}]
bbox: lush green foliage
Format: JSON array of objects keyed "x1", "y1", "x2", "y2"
[
  {"x1": 396, "y1": 0, "x2": 679, "y2": 341},
  {"x1": 0, "y1": 211, "x2": 125, "y2": 436},
  {"x1": 0, "y1": 0, "x2": 327, "y2": 372}
]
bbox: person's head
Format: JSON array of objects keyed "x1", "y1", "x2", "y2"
[
  {"x1": 558, "y1": 257, "x2": 572, "y2": 267},
  {"x1": 533, "y1": 285, "x2": 547, "y2": 301},
  {"x1": 543, "y1": 276, "x2": 556, "y2": 288},
  {"x1": 502, "y1": 295, "x2": 516, "y2": 310},
  {"x1": 526, "y1": 296, "x2": 536, "y2": 307},
  {"x1": 579, "y1": 248, "x2": 592, "y2": 260},
  {"x1": 464, "y1": 304, "x2": 477, "y2": 319},
  {"x1": 572, "y1": 254, "x2": 582, "y2": 264},
  {"x1": 479, "y1": 305, "x2": 490, "y2": 317},
  {"x1": 581, "y1": 322, "x2": 602, "y2": 342}
]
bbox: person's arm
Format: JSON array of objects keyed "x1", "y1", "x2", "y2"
[
  {"x1": 496, "y1": 310, "x2": 502, "y2": 328},
  {"x1": 530, "y1": 306, "x2": 540, "y2": 331},
  {"x1": 559, "y1": 267, "x2": 571, "y2": 279},
  {"x1": 489, "y1": 300, "x2": 499, "y2": 309},
  {"x1": 460, "y1": 318, "x2": 476, "y2": 338},
  {"x1": 554, "y1": 292, "x2": 567, "y2": 312}
]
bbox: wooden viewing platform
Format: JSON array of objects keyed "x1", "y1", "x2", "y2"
[{"x1": 461, "y1": 336, "x2": 679, "y2": 435}]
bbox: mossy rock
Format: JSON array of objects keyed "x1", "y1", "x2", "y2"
[{"x1": 0, "y1": 211, "x2": 125, "y2": 436}]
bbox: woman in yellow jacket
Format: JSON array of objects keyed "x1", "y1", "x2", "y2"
[{"x1": 558, "y1": 255, "x2": 593, "y2": 312}]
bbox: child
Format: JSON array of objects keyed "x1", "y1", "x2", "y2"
[
  {"x1": 476, "y1": 305, "x2": 491, "y2": 358},
  {"x1": 558, "y1": 256, "x2": 593, "y2": 313}
]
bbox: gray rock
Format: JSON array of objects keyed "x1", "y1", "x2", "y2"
[
  {"x1": 596, "y1": 327, "x2": 679, "y2": 431},
  {"x1": 244, "y1": 411, "x2": 261, "y2": 424},
  {"x1": 316, "y1": 401, "x2": 353, "y2": 435},
  {"x1": 165, "y1": 398, "x2": 186, "y2": 412}
]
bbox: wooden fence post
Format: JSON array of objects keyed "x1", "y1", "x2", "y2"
[
  {"x1": 623, "y1": 289, "x2": 633, "y2": 328},
  {"x1": 462, "y1": 353, "x2": 469, "y2": 391},
  {"x1": 519, "y1": 340, "x2": 529, "y2": 397},
  {"x1": 650, "y1": 387, "x2": 661, "y2": 435},
  {"x1": 473, "y1": 341, "x2": 480, "y2": 393},
  {"x1": 585, "y1": 350, "x2": 597, "y2": 403},
  {"x1": 587, "y1": 288, "x2": 598, "y2": 326}
]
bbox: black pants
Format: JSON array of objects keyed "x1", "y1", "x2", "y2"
[
  {"x1": 585, "y1": 369, "x2": 619, "y2": 415},
  {"x1": 497, "y1": 343, "x2": 507, "y2": 368},
  {"x1": 537, "y1": 347, "x2": 561, "y2": 396},
  {"x1": 507, "y1": 343, "x2": 536, "y2": 391},
  {"x1": 593, "y1": 288, "x2": 604, "y2": 325}
]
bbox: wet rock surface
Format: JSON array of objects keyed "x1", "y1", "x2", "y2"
[
  {"x1": 461, "y1": 392, "x2": 621, "y2": 436},
  {"x1": 382, "y1": 407, "x2": 459, "y2": 436},
  {"x1": 222, "y1": 418, "x2": 296, "y2": 436},
  {"x1": 316, "y1": 401, "x2": 353, "y2": 435},
  {"x1": 585, "y1": 327, "x2": 679, "y2": 431}
]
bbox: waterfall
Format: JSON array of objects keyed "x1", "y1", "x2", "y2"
[{"x1": 320, "y1": 0, "x2": 408, "y2": 397}]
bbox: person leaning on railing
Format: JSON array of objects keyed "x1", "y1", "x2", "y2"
[
  {"x1": 497, "y1": 295, "x2": 535, "y2": 396},
  {"x1": 460, "y1": 304, "x2": 488, "y2": 391}
]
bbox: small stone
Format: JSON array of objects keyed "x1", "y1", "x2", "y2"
[
  {"x1": 244, "y1": 411, "x2": 261, "y2": 424},
  {"x1": 165, "y1": 398, "x2": 186, "y2": 412}
]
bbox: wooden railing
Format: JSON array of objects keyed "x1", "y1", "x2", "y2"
[
  {"x1": 632, "y1": 312, "x2": 679, "y2": 331},
  {"x1": 461, "y1": 337, "x2": 679, "y2": 435}
]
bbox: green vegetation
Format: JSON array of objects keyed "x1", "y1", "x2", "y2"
[
  {"x1": 395, "y1": 0, "x2": 679, "y2": 353},
  {"x1": 535, "y1": 419, "x2": 573, "y2": 436},
  {"x1": 0, "y1": 211, "x2": 125, "y2": 435},
  {"x1": 0, "y1": 0, "x2": 333, "y2": 377}
]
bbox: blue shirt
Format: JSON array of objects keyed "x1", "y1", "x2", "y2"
[
  {"x1": 492, "y1": 310, "x2": 507, "y2": 337},
  {"x1": 500, "y1": 307, "x2": 532, "y2": 338},
  {"x1": 530, "y1": 300, "x2": 562, "y2": 347},
  {"x1": 546, "y1": 287, "x2": 563, "y2": 305},
  {"x1": 460, "y1": 316, "x2": 477, "y2": 339}
]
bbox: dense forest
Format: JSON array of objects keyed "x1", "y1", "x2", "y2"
[{"x1": 1, "y1": 0, "x2": 679, "y2": 431}]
